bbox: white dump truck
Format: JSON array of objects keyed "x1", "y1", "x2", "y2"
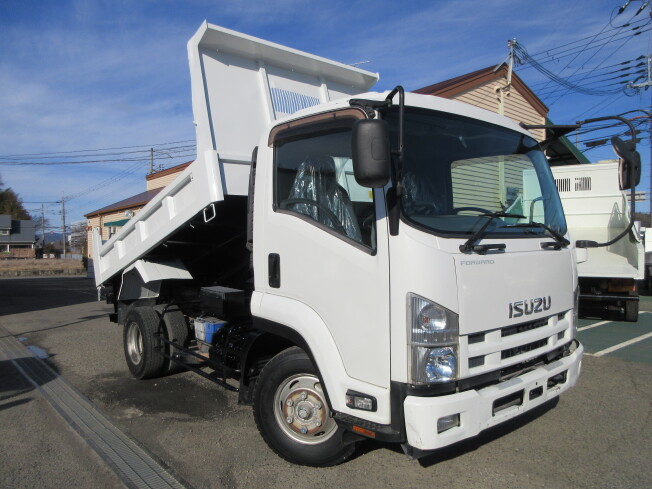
[
  {"x1": 92, "y1": 22, "x2": 635, "y2": 466},
  {"x1": 551, "y1": 161, "x2": 644, "y2": 321}
]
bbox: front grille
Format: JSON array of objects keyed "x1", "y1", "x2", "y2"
[
  {"x1": 464, "y1": 313, "x2": 569, "y2": 377},
  {"x1": 468, "y1": 333, "x2": 485, "y2": 344},
  {"x1": 469, "y1": 356, "x2": 485, "y2": 368},
  {"x1": 501, "y1": 317, "x2": 549, "y2": 337},
  {"x1": 501, "y1": 338, "x2": 548, "y2": 359}
]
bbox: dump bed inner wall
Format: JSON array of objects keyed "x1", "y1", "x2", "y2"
[{"x1": 148, "y1": 196, "x2": 251, "y2": 292}]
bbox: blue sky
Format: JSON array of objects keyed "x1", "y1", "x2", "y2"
[{"x1": 0, "y1": 0, "x2": 650, "y2": 226}]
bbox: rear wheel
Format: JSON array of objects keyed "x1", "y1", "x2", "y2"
[
  {"x1": 157, "y1": 306, "x2": 189, "y2": 375},
  {"x1": 253, "y1": 347, "x2": 355, "y2": 466},
  {"x1": 124, "y1": 306, "x2": 166, "y2": 379},
  {"x1": 624, "y1": 300, "x2": 639, "y2": 322}
]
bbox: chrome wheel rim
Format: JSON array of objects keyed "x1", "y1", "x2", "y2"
[
  {"x1": 273, "y1": 374, "x2": 337, "y2": 444},
  {"x1": 126, "y1": 321, "x2": 143, "y2": 365}
]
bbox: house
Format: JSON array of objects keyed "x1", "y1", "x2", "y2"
[
  {"x1": 414, "y1": 64, "x2": 588, "y2": 166},
  {"x1": 0, "y1": 215, "x2": 37, "y2": 258},
  {"x1": 85, "y1": 162, "x2": 192, "y2": 259}
]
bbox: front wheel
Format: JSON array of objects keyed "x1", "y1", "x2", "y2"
[{"x1": 253, "y1": 347, "x2": 355, "y2": 466}]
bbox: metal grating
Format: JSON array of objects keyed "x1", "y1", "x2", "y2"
[
  {"x1": 555, "y1": 177, "x2": 571, "y2": 192},
  {"x1": 0, "y1": 325, "x2": 190, "y2": 489},
  {"x1": 574, "y1": 176, "x2": 591, "y2": 191},
  {"x1": 270, "y1": 87, "x2": 320, "y2": 115}
]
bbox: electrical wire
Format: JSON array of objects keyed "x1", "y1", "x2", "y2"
[
  {"x1": 0, "y1": 139, "x2": 195, "y2": 159},
  {"x1": 517, "y1": 24, "x2": 650, "y2": 71},
  {"x1": 524, "y1": 15, "x2": 649, "y2": 59},
  {"x1": 65, "y1": 161, "x2": 146, "y2": 201},
  {"x1": 535, "y1": 9, "x2": 616, "y2": 94},
  {"x1": 546, "y1": 23, "x2": 647, "y2": 104},
  {"x1": 515, "y1": 43, "x2": 631, "y2": 96}
]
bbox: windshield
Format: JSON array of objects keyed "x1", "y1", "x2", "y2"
[{"x1": 385, "y1": 108, "x2": 567, "y2": 238}]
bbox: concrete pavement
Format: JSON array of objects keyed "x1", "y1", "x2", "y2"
[{"x1": 1, "y1": 277, "x2": 651, "y2": 489}]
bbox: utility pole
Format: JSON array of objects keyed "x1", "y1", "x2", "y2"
[
  {"x1": 627, "y1": 55, "x2": 652, "y2": 91},
  {"x1": 41, "y1": 203, "x2": 45, "y2": 249},
  {"x1": 61, "y1": 195, "x2": 66, "y2": 259},
  {"x1": 149, "y1": 148, "x2": 154, "y2": 174},
  {"x1": 494, "y1": 39, "x2": 517, "y2": 115}
]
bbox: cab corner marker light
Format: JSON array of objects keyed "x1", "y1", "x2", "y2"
[
  {"x1": 345, "y1": 390, "x2": 377, "y2": 412},
  {"x1": 352, "y1": 425, "x2": 376, "y2": 438}
]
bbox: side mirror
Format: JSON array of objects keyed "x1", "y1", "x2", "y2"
[
  {"x1": 352, "y1": 119, "x2": 391, "y2": 189},
  {"x1": 612, "y1": 136, "x2": 641, "y2": 190}
]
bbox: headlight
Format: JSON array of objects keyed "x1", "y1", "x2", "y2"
[{"x1": 408, "y1": 294, "x2": 459, "y2": 384}]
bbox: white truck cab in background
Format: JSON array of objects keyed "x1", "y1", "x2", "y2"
[
  {"x1": 94, "y1": 22, "x2": 586, "y2": 466},
  {"x1": 552, "y1": 161, "x2": 644, "y2": 321}
]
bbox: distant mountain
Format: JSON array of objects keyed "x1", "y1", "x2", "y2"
[{"x1": 38, "y1": 231, "x2": 63, "y2": 243}]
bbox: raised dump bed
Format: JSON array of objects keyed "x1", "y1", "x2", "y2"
[
  {"x1": 552, "y1": 161, "x2": 643, "y2": 280},
  {"x1": 93, "y1": 22, "x2": 378, "y2": 286}
]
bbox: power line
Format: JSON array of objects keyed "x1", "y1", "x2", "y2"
[
  {"x1": 514, "y1": 42, "x2": 631, "y2": 96},
  {"x1": 525, "y1": 15, "x2": 650, "y2": 59},
  {"x1": 546, "y1": 22, "x2": 648, "y2": 104},
  {"x1": 529, "y1": 59, "x2": 646, "y2": 91},
  {"x1": 517, "y1": 24, "x2": 650, "y2": 71},
  {"x1": 0, "y1": 139, "x2": 195, "y2": 159},
  {"x1": 535, "y1": 7, "x2": 615, "y2": 94},
  {"x1": 65, "y1": 160, "x2": 146, "y2": 201},
  {"x1": 0, "y1": 152, "x2": 196, "y2": 166},
  {"x1": 0, "y1": 144, "x2": 195, "y2": 161}
]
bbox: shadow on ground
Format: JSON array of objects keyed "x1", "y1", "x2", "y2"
[
  {"x1": 0, "y1": 277, "x2": 97, "y2": 316},
  {"x1": 0, "y1": 357, "x2": 60, "y2": 412},
  {"x1": 352, "y1": 398, "x2": 559, "y2": 466}
]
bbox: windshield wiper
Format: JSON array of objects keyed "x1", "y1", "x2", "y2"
[
  {"x1": 459, "y1": 211, "x2": 525, "y2": 254},
  {"x1": 501, "y1": 222, "x2": 570, "y2": 248}
]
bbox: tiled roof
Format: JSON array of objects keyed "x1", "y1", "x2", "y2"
[
  {"x1": 0, "y1": 218, "x2": 36, "y2": 243},
  {"x1": 0, "y1": 215, "x2": 11, "y2": 229},
  {"x1": 414, "y1": 65, "x2": 549, "y2": 117},
  {"x1": 146, "y1": 161, "x2": 193, "y2": 181},
  {"x1": 84, "y1": 188, "x2": 162, "y2": 218}
]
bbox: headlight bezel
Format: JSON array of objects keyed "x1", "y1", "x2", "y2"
[
  {"x1": 571, "y1": 284, "x2": 579, "y2": 338},
  {"x1": 407, "y1": 293, "x2": 459, "y2": 385}
]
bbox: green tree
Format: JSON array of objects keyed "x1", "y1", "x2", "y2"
[{"x1": 0, "y1": 173, "x2": 31, "y2": 220}]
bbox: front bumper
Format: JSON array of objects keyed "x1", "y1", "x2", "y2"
[{"x1": 403, "y1": 343, "x2": 583, "y2": 450}]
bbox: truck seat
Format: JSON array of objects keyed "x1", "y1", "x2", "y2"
[{"x1": 285, "y1": 154, "x2": 362, "y2": 242}]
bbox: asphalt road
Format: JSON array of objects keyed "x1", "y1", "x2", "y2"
[{"x1": 1, "y1": 277, "x2": 651, "y2": 489}]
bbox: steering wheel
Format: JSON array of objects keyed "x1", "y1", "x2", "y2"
[
  {"x1": 404, "y1": 200, "x2": 440, "y2": 216},
  {"x1": 452, "y1": 206, "x2": 493, "y2": 215},
  {"x1": 280, "y1": 198, "x2": 347, "y2": 235},
  {"x1": 362, "y1": 210, "x2": 375, "y2": 232}
]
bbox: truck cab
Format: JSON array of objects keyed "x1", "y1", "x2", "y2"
[{"x1": 251, "y1": 92, "x2": 582, "y2": 458}]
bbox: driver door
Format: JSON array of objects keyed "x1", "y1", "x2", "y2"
[{"x1": 261, "y1": 112, "x2": 391, "y2": 388}]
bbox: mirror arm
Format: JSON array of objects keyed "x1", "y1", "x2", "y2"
[
  {"x1": 385, "y1": 86, "x2": 405, "y2": 236},
  {"x1": 575, "y1": 115, "x2": 638, "y2": 249},
  {"x1": 577, "y1": 115, "x2": 638, "y2": 151}
]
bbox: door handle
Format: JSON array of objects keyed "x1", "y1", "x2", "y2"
[{"x1": 268, "y1": 253, "x2": 280, "y2": 288}]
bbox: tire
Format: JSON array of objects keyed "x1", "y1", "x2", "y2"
[
  {"x1": 157, "y1": 306, "x2": 189, "y2": 375},
  {"x1": 624, "y1": 301, "x2": 639, "y2": 322},
  {"x1": 253, "y1": 347, "x2": 355, "y2": 466},
  {"x1": 123, "y1": 306, "x2": 166, "y2": 379}
]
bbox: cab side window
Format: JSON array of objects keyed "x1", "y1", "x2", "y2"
[{"x1": 274, "y1": 128, "x2": 376, "y2": 250}]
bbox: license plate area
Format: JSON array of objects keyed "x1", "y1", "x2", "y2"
[{"x1": 492, "y1": 389, "x2": 524, "y2": 415}]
